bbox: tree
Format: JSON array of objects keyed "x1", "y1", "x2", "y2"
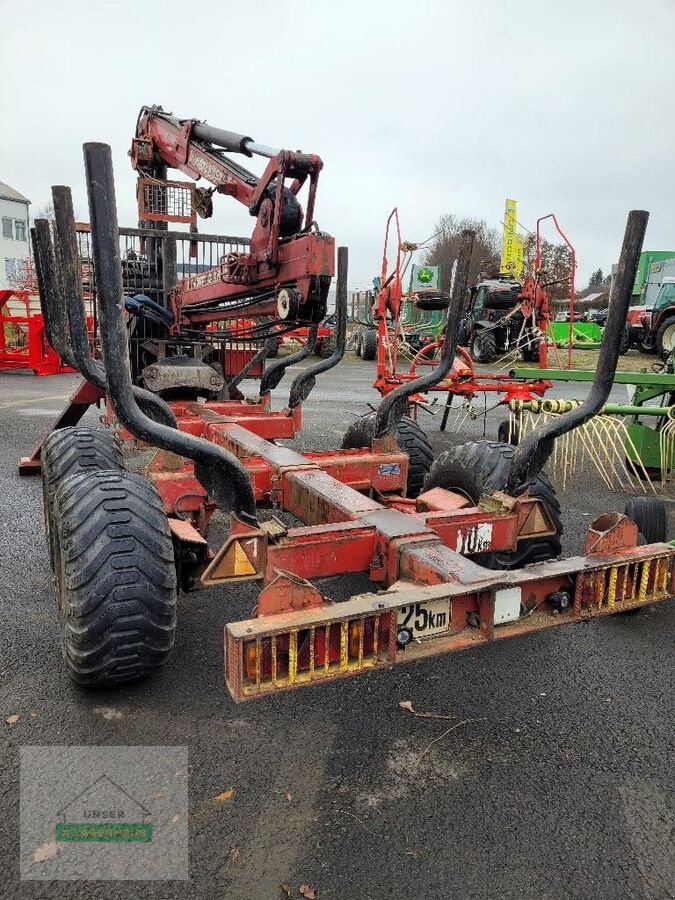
[
  {"x1": 588, "y1": 268, "x2": 604, "y2": 286},
  {"x1": 34, "y1": 202, "x2": 56, "y2": 221},
  {"x1": 423, "y1": 214, "x2": 501, "y2": 294},
  {"x1": 522, "y1": 235, "x2": 575, "y2": 301}
]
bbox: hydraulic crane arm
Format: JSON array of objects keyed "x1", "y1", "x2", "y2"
[{"x1": 130, "y1": 105, "x2": 334, "y2": 324}]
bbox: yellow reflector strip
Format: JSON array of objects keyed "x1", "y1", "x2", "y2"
[
  {"x1": 638, "y1": 559, "x2": 651, "y2": 602},
  {"x1": 607, "y1": 566, "x2": 617, "y2": 609},
  {"x1": 339, "y1": 622, "x2": 349, "y2": 672},
  {"x1": 288, "y1": 631, "x2": 298, "y2": 684}
]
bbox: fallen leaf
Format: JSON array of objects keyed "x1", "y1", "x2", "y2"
[
  {"x1": 5, "y1": 714, "x2": 19, "y2": 726},
  {"x1": 214, "y1": 788, "x2": 234, "y2": 802},
  {"x1": 281, "y1": 882, "x2": 292, "y2": 897},
  {"x1": 171, "y1": 814, "x2": 180, "y2": 824},
  {"x1": 398, "y1": 701, "x2": 457, "y2": 721},
  {"x1": 33, "y1": 842, "x2": 60, "y2": 862},
  {"x1": 286, "y1": 792, "x2": 293, "y2": 802},
  {"x1": 299, "y1": 884, "x2": 317, "y2": 899}
]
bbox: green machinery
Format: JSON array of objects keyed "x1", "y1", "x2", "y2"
[
  {"x1": 508, "y1": 365, "x2": 675, "y2": 491},
  {"x1": 547, "y1": 321, "x2": 604, "y2": 350}
]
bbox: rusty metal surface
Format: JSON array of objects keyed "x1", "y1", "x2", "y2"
[
  {"x1": 210, "y1": 422, "x2": 308, "y2": 465},
  {"x1": 284, "y1": 469, "x2": 382, "y2": 525},
  {"x1": 142, "y1": 360, "x2": 224, "y2": 394},
  {"x1": 358, "y1": 508, "x2": 433, "y2": 539},
  {"x1": 168, "y1": 517, "x2": 207, "y2": 544},
  {"x1": 226, "y1": 542, "x2": 674, "y2": 701}
]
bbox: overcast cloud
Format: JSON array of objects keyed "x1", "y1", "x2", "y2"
[{"x1": 1, "y1": 0, "x2": 673, "y2": 290}]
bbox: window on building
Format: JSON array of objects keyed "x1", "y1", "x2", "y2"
[
  {"x1": 14, "y1": 219, "x2": 26, "y2": 241},
  {"x1": 4, "y1": 258, "x2": 17, "y2": 280},
  {"x1": 2, "y1": 217, "x2": 13, "y2": 240}
]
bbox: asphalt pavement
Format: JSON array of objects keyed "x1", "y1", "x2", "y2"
[{"x1": 0, "y1": 356, "x2": 673, "y2": 900}]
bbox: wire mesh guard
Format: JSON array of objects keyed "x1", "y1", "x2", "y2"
[
  {"x1": 71, "y1": 223, "x2": 253, "y2": 379},
  {"x1": 137, "y1": 177, "x2": 197, "y2": 227}
]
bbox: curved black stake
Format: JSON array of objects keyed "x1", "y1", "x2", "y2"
[
  {"x1": 227, "y1": 338, "x2": 275, "y2": 394},
  {"x1": 288, "y1": 247, "x2": 347, "y2": 409},
  {"x1": 373, "y1": 228, "x2": 476, "y2": 438},
  {"x1": 259, "y1": 323, "x2": 319, "y2": 395},
  {"x1": 83, "y1": 142, "x2": 257, "y2": 526},
  {"x1": 31, "y1": 223, "x2": 78, "y2": 370},
  {"x1": 47, "y1": 188, "x2": 178, "y2": 429},
  {"x1": 506, "y1": 209, "x2": 649, "y2": 492}
]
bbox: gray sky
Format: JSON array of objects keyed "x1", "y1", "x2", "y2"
[{"x1": 2, "y1": 0, "x2": 674, "y2": 291}]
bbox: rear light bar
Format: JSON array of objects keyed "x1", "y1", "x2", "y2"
[{"x1": 225, "y1": 548, "x2": 673, "y2": 701}]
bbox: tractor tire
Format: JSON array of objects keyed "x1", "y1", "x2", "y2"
[
  {"x1": 361, "y1": 328, "x2": 378, "y2": 361},
  {"x1": 41, "y1": 426, "x2": 123, "y2": 572},
  {"x1": 318, "y1": 333, "x2": 337, "y2": 358},
  {"x1": 470, "y1": 329, "x2": 497, "y2": 364},
  {"x1": 619, "y1": 325, "x2": 632, "y2": 355},
  {"x1": 423, "y1": 440, "x2": 563, "y2": 569},
  {"x1": 624, "y1": 496, "x2": 667, "y2": 544},
  {"x1": 636, "y1": 335, "x2": 656, "y2": 354},
  {"x1": 342, "y1": 413, "x2": 433, "y2": 498},
  {"x1": 53, "y1": 469, "x2": 177, "y2": 686},
  {"x1": 353, "y1": 327, "x2": 364, "y2": 357},
  {"x1": 655, "y1": 317, "x2": 675, "y2": 360},
  {"x1": 520, "y1": 333, "x2": 540, "y2": 362}
]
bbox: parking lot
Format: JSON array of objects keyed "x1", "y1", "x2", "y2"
[{"x1": 1, "y1": 357, "x2": 674, "y2": 899}]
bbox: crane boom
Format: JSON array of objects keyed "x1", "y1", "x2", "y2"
[{"x1": 130, "y1": 105, "x2": 334, "y2": 325}]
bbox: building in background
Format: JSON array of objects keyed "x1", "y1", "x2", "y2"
[{"x1": 0, "y1": 182, "x2": 30, "y2": 289}]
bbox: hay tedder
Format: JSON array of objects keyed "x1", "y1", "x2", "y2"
[{"x1": 22, "y1": 118, "x2": 674, "y2": 700}]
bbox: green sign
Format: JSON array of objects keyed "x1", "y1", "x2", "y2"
[
  {"x1": 56, "y1": 822, "x2": 153, "y2": 843},
  {"x1": 409, "y1": 264, "x2": 440, "y2": 291}
]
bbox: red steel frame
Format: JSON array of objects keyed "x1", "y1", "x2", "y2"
[
  {"x1": 109, "y1": 391, "x2": 674, "y2": 702},
  {"x1": 0, "y1": 290, "x2": 77, "y2": 376},
  {"x1": 536, "y1": 213, "x2": 576, "y2": 369}
]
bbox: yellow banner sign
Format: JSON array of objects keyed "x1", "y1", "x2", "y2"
[{"x1": 500, "y1": 199, "x2": 523, "y2": 279}]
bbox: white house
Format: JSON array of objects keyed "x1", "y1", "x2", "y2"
[{"x1": 0, "y1": 181, "x2": 31, "y2": 290}]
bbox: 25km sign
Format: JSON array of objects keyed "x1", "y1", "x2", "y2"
[{"x1": 397, "y1": 599, "x2": 450, "y2": 639}]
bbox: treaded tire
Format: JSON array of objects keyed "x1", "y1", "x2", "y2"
[
  {"x1": 53, "y1": 469, "x2": 177, "y2": 686},
  {"x1": 520, "y1": 333, "x2": 540, "y2": 362},
  {"x1": 361, "y1": 328, "x2": 378, "y2": 361},
  {"x1": 342, "y1": 413, "x2": 433, "y2": 498},
  {"x1": 424, "y1": 440, "x2": 562, "y2": 569},
  {"x1": 619, "y1": 325, "x2": 632, "y2": 355},
  {"x1": 353, "y1": 327, "x2": 364, "y2": 357},
  {"x1": 656, "y1": 317, "x2": 675, "y2": 360},
  {"x1": 42, "y1": 427, "x2": 123, "y2": 571},
  {"x1": 624, "y1": 496, "x2": 667, "y2": 544},
  {"x1": 318, "y1": 333, "x2": 337, "y2": 358},
  {"x1": 470, "y1": 330, "x2": 497, "y2": 363}
]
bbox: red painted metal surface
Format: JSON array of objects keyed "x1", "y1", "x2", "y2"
[
  {"x1": 535, "y1": 213, "x2": 576, "y2": 369},
  {"x1": 0, "y1": 290, "x2": 79, "y2": 376},
  {"x1": 131, "y1": 108, "x2": 335, "y2": 322}
]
